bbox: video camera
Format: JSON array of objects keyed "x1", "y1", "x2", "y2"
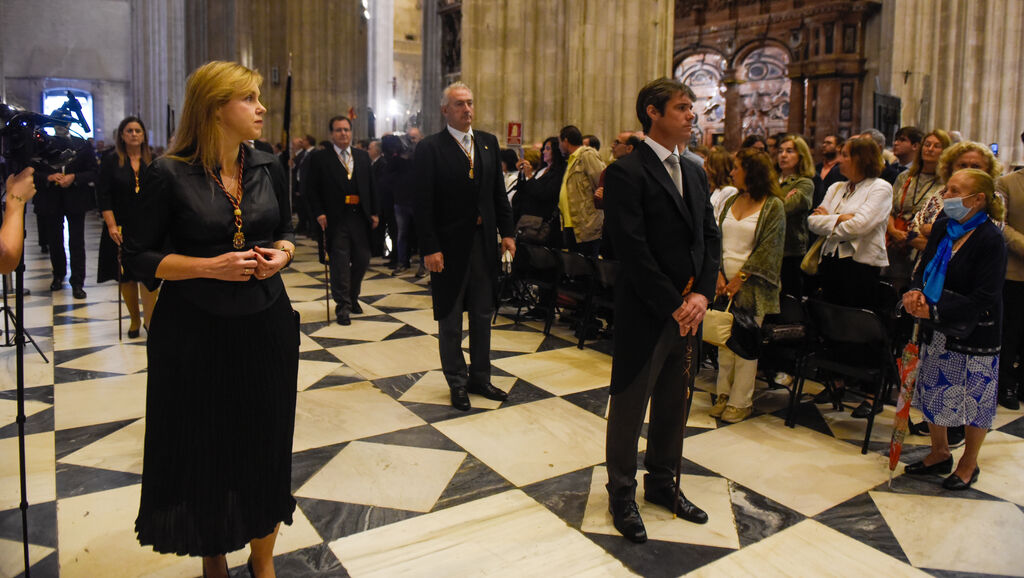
[{"x1": 0, "y1": 91, "x2": 90, "y2": 172}]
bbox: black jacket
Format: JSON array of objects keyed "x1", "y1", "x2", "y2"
[
  {"x1": 123, "y1": 146, "x2": 294, "y2": 315},
  {"x1": 813, "y1": 162, "x2": 846, "y2": 209},
  {"x1": 414, "y1": 128, "x2": 514, "y2": 318},
  {"x1": 911, "y1": 217, "x2": 1006, "y2": 354},
  {"x1": 32, "y1": 138, "x2": 98, "y2": 216},
  {"x1": 305, "y1": 146, "x2": 379, "y2": 226},
  {"x1": 604, "y1": 143, "x2": 721, "y2": 394}
]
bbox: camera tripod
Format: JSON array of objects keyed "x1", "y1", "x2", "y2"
[{"x1": 1, "y1": 271, "x2": 48, "y2": 362}]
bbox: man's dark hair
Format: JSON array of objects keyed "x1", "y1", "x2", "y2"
[
  {"x1": 304, "y1": 134, "x2": 317, "y2": 147},
  {"x1": 894, "y1": 126, "x2": 924, "y2": 145},
  {"x1": 318, "y1": 140, "x2": 331, "y2": 149},
  {"x1": 828, "y1": 134, "x2": 846, "y2": 147},
  {"x1": 583, "y1": 134, "x2": 601, "y2": 151},
  {"x1": 635, "y1": 77, "x2": 695, "y2": 133},
  {"x1": 559, "y1": 125, "x2": 583, "y2": 147},
  {"x1": 769, "y1": 132, "x2": 787, "y2": 146},
  {"x1": 626, "y1": 135, "x2": 642, "y2": 149},
  {"x1": 381, "y1": 134, "x2": 405, "y2": 157},
  {"x1": 356, "y1": 139, "x2": 370, "y2": 149},
  {"x1": 328, "y1": 115, "x2": 352, "y2": 132},
  {"x1": 741, "y1": 134, "x2": 767, "y2": 149}
]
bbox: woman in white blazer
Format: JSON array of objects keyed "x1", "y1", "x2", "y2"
[
  {"x1": 807, "y1": 136, "x2": 893, "y2": 418},
  {"x1": 808, "y1": 137, "x2": 892, "y2": 309}
]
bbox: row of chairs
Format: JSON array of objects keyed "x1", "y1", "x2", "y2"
[
  {"x1": 762, "y1": 291, "x2": 901, "y2": 454},
  {"x1": 500, "y1": 243, "x2": 619, "y2": 349},
  {"x1": 501, "y1": 248, "x2": 901, "y2": 454}
]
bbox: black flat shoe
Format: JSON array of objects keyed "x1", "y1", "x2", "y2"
[
  {"x1": 350, "y1": 302, "x2": 363, "y2": 314},
  {"x1": 337, "y1": 312, "x2": 351, "y2": 326},
  {"x1": 643, "y1": 486, "x2": 709, "y2": 524},
  {"x1": 942, "y1": 467, "x2": 980, "y2": 490},
  {"x1": 450, "y1": 386, "x2": 471, "y2": 411},
  {"x1": 850, "y1": 400, "x2": 882, "y2": 419},
  {"x1": 904, "y1": 456, "x2": 953, "y2": 475},
  {"x1": 49, "y1": 279, "x2": 63, "y2": 291},
  {"x1": 609, "y1": 499, "x2": 647, "y2": 543},
  {"x1": 72, "y1": 286, "x2": 87, "y2": 299},
  {"x1": 998, "y1": 388, "x2": 1020, "y2": 410},
  {"x1": 467, "y1": 382, "x2": 509, "y2": 401},
  {"x1": 909, "y1": 420, "x2": 931, "y2": 436},
  {"x1": 813, "y1": 387, "x2": 844, "y2": 404}
]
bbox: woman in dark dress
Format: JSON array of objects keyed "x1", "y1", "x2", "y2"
[
  {"x1": 96, "y1": 116, "x2": 158, "y2": 337},
  {"x1": 124, "y1": 61, "x2": 298, "y2": 578},
  {"x1": 513, "y1": 136, "x2": 566, "y2": 248}
]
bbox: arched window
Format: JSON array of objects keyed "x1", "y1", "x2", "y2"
[
  {"x1": 675, "y1": 52, "x2": 725, "y2": 146},
  {"x1": 41, "y1": 88, "x2": 94, "y2": 138},
  {"x1": 737, "y1": 46, "x2": 790, "y2": 139}
]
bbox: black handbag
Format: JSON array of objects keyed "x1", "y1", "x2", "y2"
[
  {"x1": 515, "y1": 213, "x2": 553, "y2": 245},
  {"x1": 706, "y1": 297, "x2": 761, "y2": 360}
]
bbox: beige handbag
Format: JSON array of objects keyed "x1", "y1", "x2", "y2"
[
  {"x1": 702, "y1": 298, "x2": 734, "y2": 348},
  {"x1": 800, "y1": 236, "x2": 826, "y2": 276}
]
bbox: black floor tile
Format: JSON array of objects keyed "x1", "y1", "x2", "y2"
[
  {"x1": 521, "y1": 467, "x2": 594, "y2": 528},
  {"x1": 55, "y1": 463, "x2": 141, "y2": 499}
]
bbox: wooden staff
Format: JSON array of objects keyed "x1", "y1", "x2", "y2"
[
  {"x1": 323, "y1": 228, "x2": 330, "y2": 323},
  {"x1": 117, "y1": 226, "x2": 123, "y2": 341},
  {"x1": 673, "y1": 278, "x2": 698, "y2": 519}
]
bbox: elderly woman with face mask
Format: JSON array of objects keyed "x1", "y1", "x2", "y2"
[{"x1": 902, "y1": 168, "x2": 1007, "y2": 491}]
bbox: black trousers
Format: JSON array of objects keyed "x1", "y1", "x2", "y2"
[
  {"x1": 780, "y1": 254, "x2": 803, "y2": 299},
  {"x1": 438, "y1": 228, "x2": 494, "y2": 389},
  {"x1": 44, "y1": 211, "x2": 86, "y2": 287},
  {"x1": 327, "y1": 208, "x2": 371, "y2": 312},
  {"x1": 1001, "y1": 279, "x2": 1024, "y2": 396},
  {"x1": 818, "y1": 255, "x2": 880, "y2": 310},
  {"x1": 606, "y1": 320, "x2": 693, "y2": 501}
]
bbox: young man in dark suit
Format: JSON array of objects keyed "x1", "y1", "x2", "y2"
[
  {"x1": 415, "y1": 82, "x2": 516, "y2": 411},
  {"x1": 305, "y1": 116, "x2": 379, "y2": 325},
  {"x1": 603, "y1": 77, "x2": 721, "y2": 543}
]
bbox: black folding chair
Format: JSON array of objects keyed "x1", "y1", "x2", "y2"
[
  {"x1": 787, "y1": 298, "x2": 899, "y2": 454},
  {"x1": 556, "y1": 250, "x2": 595, "y2": 348},
  {"x1": 584, "y1": 257, "x2": 619, "y2": 346},
  {"x1": 758, "y1": 294, "x2": 810, "y2": 398},
  {"x1": 510, "y1": 244, "x2": 561, "y2": 335}
]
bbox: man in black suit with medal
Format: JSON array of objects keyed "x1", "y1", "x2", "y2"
[
  {"x1": 602, "y1": 78, "x2": 721, "y2": 543},
  {"x1": 415, "y1": 82, "x2": 515, "y2": 411},
  {"x1": 306, "y1": 116, "x2": 379, "y2": 325}
]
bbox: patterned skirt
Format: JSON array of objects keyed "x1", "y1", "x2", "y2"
[{"x1": 913, "y1": 331, "x2": 999, "y2": 429}]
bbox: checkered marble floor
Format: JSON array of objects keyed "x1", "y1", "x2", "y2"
[{"x1": 2, "y1": 214, "x2": 1023, "y2": 577}]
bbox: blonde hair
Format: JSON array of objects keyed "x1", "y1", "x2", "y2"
[
  {"x1": 166, "y1": 61, "x2": 263, "y2": 171},
  {"x1": 955, "y1": 168, "x2": 1005, "y2": 222},
  {"x1": 778, "y1": 134, "x2": 815, "y2": 179},
  {"x1": 937, "y1": 141, "x2": 1003, "y2": 183},
  {"x1": 441, "y1": 81, "x2": 472, "y2": 107}
]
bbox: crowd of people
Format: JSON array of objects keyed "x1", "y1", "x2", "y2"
[{"x1": 2, "y1": 61, "x2": 1022, "y2": 569}]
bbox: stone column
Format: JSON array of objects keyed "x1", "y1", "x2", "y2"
[
  {"x1": 460, "y1": 0, "x2": 674, "y2": 152},
  {"x1": 131, "y1": 0, "x2": 186, "y2": 147},
  {"x1": 368, "y1": 0, "x2": 395, "y2": 138},
  {"x1": 723, "y1": 69, "x2": 742, "y2": 151},
  {"x1": 787, "y1": 74, "x2": 805, "y2": 137},
  {"x1": 420, "y1": 0, "x2": 443, "y2": 134}
]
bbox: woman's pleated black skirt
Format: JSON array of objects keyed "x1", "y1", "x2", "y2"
[{"x1": 135, "y1": 288, "x2": 299, "y2": 557}]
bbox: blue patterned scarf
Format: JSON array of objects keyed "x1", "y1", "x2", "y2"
[{"x1": 921, "y1": 212, "x2": 988, "y2": 304}]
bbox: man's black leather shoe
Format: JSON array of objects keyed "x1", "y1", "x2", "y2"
[
  {"x1": 72, "y1": 286, "x2": 87, "y2": 299},
  {"x1": 337, "y1": 313, "x2": 351, "y2": 326},
  {"x1": 904, "y1": 456, "x2": 953, "y2": 475},
  {"x1": 50, "y1": 279, "x2": 62, "y2": 291},
  {"x1": 450, "y1": 387, "x2": 471, "y2": 411},
  {"x1": 351, "y1": 302, "x2": 363, "y2": 314},
  {"x1": 644, "y1": 486, "x2": 709, "y2": 524},
  {"x1": 608, "y1": 500, "x2": 647, "y2": 543},
  {"x1": 467, "y1": 382, "x2": 508, "y2": 401}
]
